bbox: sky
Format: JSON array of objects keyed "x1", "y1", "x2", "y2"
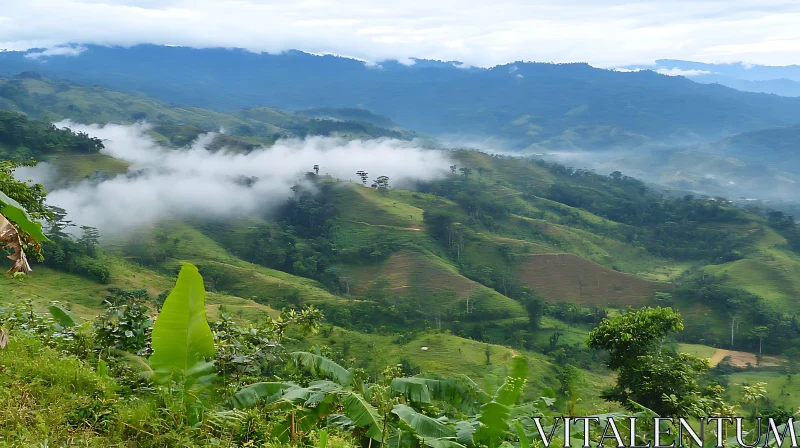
[{"x1": 0, "y1": 1, "x2": 798, "y2": 68}]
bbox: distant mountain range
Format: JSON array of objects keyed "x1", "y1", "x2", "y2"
[
  {"x1": 3, "y1": 45, "x2": 800, "y2": 151},
  {"x1": 623, "y1": 60, "x2": 800, "y2": 97}
]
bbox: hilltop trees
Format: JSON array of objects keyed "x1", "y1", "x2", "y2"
[{"x1": 0, "y1": 111, "x2": 104, "y2": 159}]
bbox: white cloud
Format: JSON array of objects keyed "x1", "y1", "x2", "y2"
[
  {"x1": 655, "y1": 67, "x2": 714, "y2": 77},
  {"x1": 39, "y1": 122, "x2": 452, "y2": 233},
  {"x1": 24, "y1": 44, "x2": 86, "y2": 59},
  {"x1": 0, "y1": 1, "x2": 798, "y2": 67}
]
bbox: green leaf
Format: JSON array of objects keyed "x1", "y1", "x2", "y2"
[
  {"x1": 48, "y1": 304, "x2": 78, "y2": 328},
  {"x1": 391, "y1": 377, "x2": 433, "y2": 403},
  {"x1": 227, "y1": 382, "x2": 296, "y2": 409},
  {"x1": 340, "y1": 391, "x2": 384, "y2": 441},
  {"x1": 514, "y1": 421, "x2": 530, "y2": 448},
  {"x1": 455, "y1": 420, "x2": 477, "y2": 447},
  {"x1": 97, "y1": 359, "x2": 109, "y2": 379},
  {"x1": 149, "y1": 263, "x2": 214, "y2": 382},
  {"x1": 475, "y1": 356, "x2": 528, "y2": 447},
  {"x1": 424, "y1": 439, "x2": 466, "y2": 448},
  {"x1": 392, "y1": 404, "x2": 455, "y2": 440},
  {"x1": 291, "y1": 351, "x2": 352, "y2": 386},
  {"x1": 0, "y1": 190, "x2": 48, "y2": 243},
  {"x1": 109, "y1": 349, "x2": 154, "y2": 380},
  {"x1": 495, "y1": 356, "x2": 527, "y2": 407},
  {"x1": 318, "y1": 429, "x2": 328, "y2": 448}
]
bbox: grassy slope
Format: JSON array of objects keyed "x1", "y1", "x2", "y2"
[
  {"x1": 726, "y1": 371, "x2": 800, "y2": 409},
  {"x1": 703, "y1": 225, "x2": 800, "y2": 310},
  {"x1": 300, "y1": 327, "x2": 618, "y2": 414}
]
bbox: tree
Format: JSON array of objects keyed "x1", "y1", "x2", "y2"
[
  {"x1": 548, "y1": 327, "x2": 564, "y2": 351},
  {"x1": 79, "y1": 225, "x2": 101, "y2": 257},
  {"x1": 587, "y1": 307, "x2": 711, "y2": 416},
  {"x1": 356, "y1": 170, "x2": 369, "y2": 186},
  {"x1": 742, "y1": 382, "x2": 767, "y2": 416},
  {"x1": 373, "y1": 175, "x2": 390, "y2": 194},
  {"x1": 459, "y1": 167, "x2": 472, "y2": 179},
  {"x1": 524, "y1": 296, "x2": 544, "y2": 330},
  {"x1": 449, "y1": 164, "x2": 457, "y2": 174},
  {"x1": 751, "y1": 326, "x2": 770, "y2": 355},
  {"x1": 313, "y1": 164, "x2": 319, "y2": 175}
]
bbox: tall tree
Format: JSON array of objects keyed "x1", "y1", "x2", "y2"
[{"x1": 588, "y1": 307, "x2": 711, "y2": 417}]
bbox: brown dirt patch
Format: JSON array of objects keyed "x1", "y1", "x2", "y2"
[
  {"x1": 517, "y1": 253, "x2": 671, "y2": 306},
  {"x1": 709, "y1": 349, "x2": 783, "y2": 368},
  {"x1": 345, "y1": 250, "x2": 479, "y2": 300}
]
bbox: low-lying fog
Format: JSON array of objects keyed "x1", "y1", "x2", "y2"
[
  {"x1": 18, "y1": 122, "x2": 452, "y2": 233},
  {"x1": 532, "y1": 149, "x2": 800, "y2": 204}
]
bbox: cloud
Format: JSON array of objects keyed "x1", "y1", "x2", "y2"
[
  {"x1": 24, "y1": 44, "x2": 86, "y2": 59},
  {"x1": 655, "y1": 67, "x2": 714, "y2": 77},
  {"x1": 38, "y1": 122, "x2": 452, "y2": 234},
  {"x1": 0, "y1": 1, "x2": 799, "y2": 67}
]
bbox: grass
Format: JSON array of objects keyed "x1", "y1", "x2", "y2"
[
  {"x1": 0, "y1": 335, "x2": 119, "y2": 446},
  {"x1": 303, "y1": 327, "x2": 618, "y2": 414},
  {"x1": 0, "y1": 335, "x2": 357, "y2": 447},
  {"x1": 678, "y1": 343, "x2": 719, "y2": 359},
  {"x1": 338, "y1": 249, "x2": 526, "y2": 318},
  {"x1": 704, "y1": 230, "x2": 800, "y2": 310},
  {"x1": 334, "y1": 183, "x2": 425, "y2": 229},
  {"x1": 725, "y1": 371, "x2": 800, "y2": 410}
]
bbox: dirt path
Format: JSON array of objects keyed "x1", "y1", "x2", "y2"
[{"x1": 353, "y1": 221, "x2": 423, "y2": 231}]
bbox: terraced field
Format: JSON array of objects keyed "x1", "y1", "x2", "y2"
[
  {"x1": 338, "y1": 249, "x2": 526, "y2": 318},
  {"x1": 517, "y1": 253, "x2": 672, "y2": 306}
]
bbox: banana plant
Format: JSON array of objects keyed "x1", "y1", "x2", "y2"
[
  {"x1": 386, "y1": 356, "x2": 532, "y2": 448},
  {"x1": 149, "y1": 263, "x2": 215, "y2": 384},
  {"x1": 0, "y1": 190, "x2": 48, "y2": 275},
  {"x1": 230, "y1": 351, "x2": 385, "y2": 444}
]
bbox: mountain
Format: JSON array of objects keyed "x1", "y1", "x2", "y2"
[
  {"x1": 3, "y1": 45, "x2": 800, "y2": 150},
  {"x1": 0, "y1": 72, "x2": 418, "y2": 152},
  {"x1": 695, "y1": 123, "x2": 800, "y2": 169},
  {"x1": 692, "y1": 75, "x2": 800, "y2": 97},
  {"x1": 623, "y1": 60, "x2": 800, "y2": 97},
  {"x1": 653, "y1": 60, "x2": 800, "y2": 82},
  {"x1": 540, "y1": 123, "x2": 800, "y2": 202}
]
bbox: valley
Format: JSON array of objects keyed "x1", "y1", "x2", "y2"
[{"x1": 2, "y1": 62, "x2": 800, "y2": 446}]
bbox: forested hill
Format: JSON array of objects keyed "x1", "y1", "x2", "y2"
[
  {"x1": 694, "y1": 123, "x2": 800, "y2": 170},
  {"x1": 3, "y1": 45, "x2": 800, "y2": 150},
  {"x1": 0, "y1": 72, "x2": 417, "y2": 147}
]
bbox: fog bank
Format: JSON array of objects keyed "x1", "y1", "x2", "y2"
[{"x1": 35, "y1": 122, "x2": 451, "y2": 233}]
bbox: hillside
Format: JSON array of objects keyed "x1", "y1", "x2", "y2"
[
  {"x1": 588, "y1": 148, "x2": 800, "y2": 202},
  {"x1": 3, "y1": 45, "x2": 800, "y2": 150},
  {"x1": 695, "y1": 123, "x2": 800, "y2": 171},
  {"x1": 0, "y1": 72, "x2": 417, "y2": 149}
]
